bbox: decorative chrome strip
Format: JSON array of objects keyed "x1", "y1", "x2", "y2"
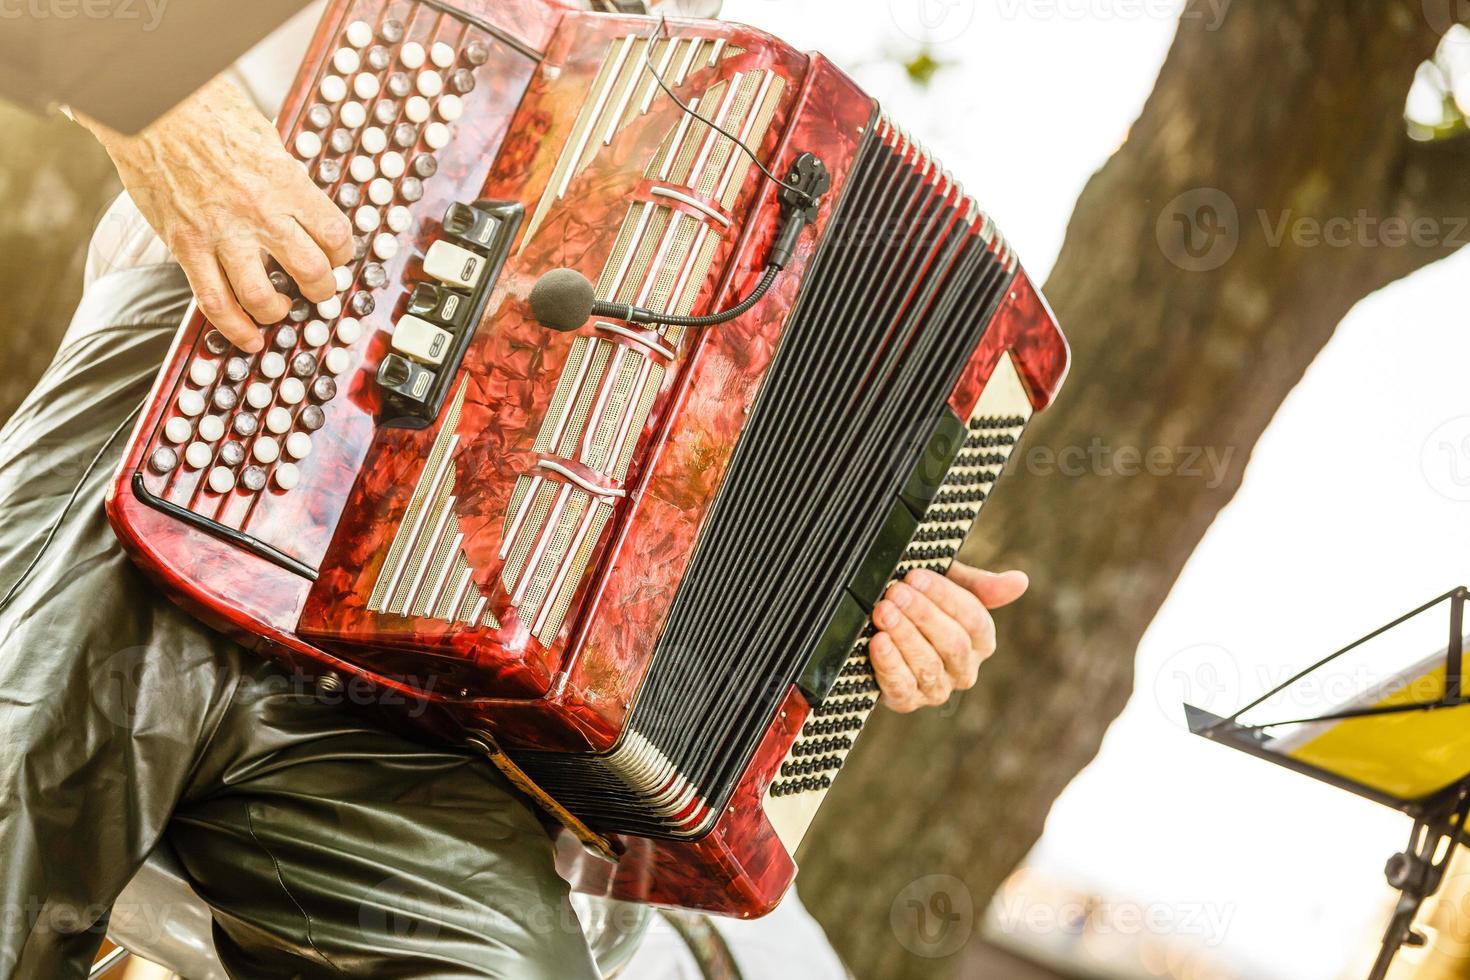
[
  {"x1": 594, "y1": 321, "x2": 677, "y2": 360},
  {"x1": 536, "y1": 459, "x2": 628, "y2": 499},
  {"x1": 649, "y1": 186, "x2": 730, "y2": 227}
]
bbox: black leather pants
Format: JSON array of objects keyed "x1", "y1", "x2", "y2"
[{"x1": 0, "y1": 264, "x2": 600, "y2": 979}]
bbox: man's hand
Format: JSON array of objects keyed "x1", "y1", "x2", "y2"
[
  {"x1": 871, "y1": 563, "x2": 1029, "y2": 713},
  {"x1": 77, "y1": 76, "x2": 354, "y2": 354}
]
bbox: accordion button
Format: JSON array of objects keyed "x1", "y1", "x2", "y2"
[
  {"x1": 332, "y1": 47, "x2": 360, "y2": 75},
  {"x1": 417, "y1": 70, "x2": 443, "y2": 99},
  {"x1": 349, "y1": 156, "x2": 376, "y2": 184},
  {"x1": 335, "y1": 317, "x2": 363, "y2": 345},
  {"x1": 274, "y1": 463, "x2": 301, "y2": 491},
  {"x1": 368, "y1": 178, "x2": 394, "y2": 207},
  {"x1": 241, "y1": 466, "x2": 268, "y2": 493},
  {"x1": 279, "y1": 379, "x2": 306, "y2": 406},
  {"x1": 349, "y1": 291, "x2": 376, "y2": 316},
  {"x1": 316, "y1": 159, "x2": 342, "y2": 186},
  {"x1": 163, "y1": 418, "x2": 192, "y2": 444},
  {"x1": 325, "y1": 348, "x2": 352, "y2": 375},
  {"x1": 400, "y1": 41, "x2": 425, "y2": 70},
  {"x1": 305, "y1": 104, "x2": 332, "y2": 130},
  {"x1": 273, "y1": 325, "x2": 298, "y2": 350},
  {"x1": 399, "y1": 177, "x2": 424, "y2": 203},
  {"x1": 212, "y1": 386, "x2": 239, "y2": 413},
  {"x1": 379, "y1": 151, "x2": 406, "y2": 180},
  {"x1": 449, "y1": 68, "x2": 476, "y2": 95},
  {"x1": 197, "y1": 415, "x2": 225, "y2": 443},
  {"x1": 303, "y1": 320, "x2": 330, "y2": 348},
  {"x1": 204, "y1": 329, "x2": 231, "y2": 355},
  {"x1": 245, "y1": 383, "x2": 273, "y2": 409},
  {"x1": 405, "y1": 96, "x2": 429, "y2": 124},
  {"x1": 332, "y1": 266, "x2": 354, "y2": 293},
  {"x1": 345, "y1": 20, "x2": 373, "y2": 48},
  {"x1": 184, "y1": 442, "x2": 212, "y2": 469},
  {"x1": 291, "y1": 353, "x2": 318, "y2": 378},
  {"x1": 208, "y1": 467, "x2": 236, "y2": 494},
  {"x1": 372, "y1": 233, "x2": 399, "y2": 262},
  {"x1": 411, "y1": 154, "x2": 437, "y2": 179},
  {"x1": 464, "y1": 40, "x2": 489, "y2": 67},
  {"x1": 288, "y1": 298, "x2": 312, "y2": 323},
  {"x1": 300, "y1": 404, "x2": 328, "y2": 430},
  {"x1": 260, "y1": 353, "x2": 286, "y2": 379},
  {"x1": 233, "y1": 414, "x2": 259, "y2": 437},
  {"x1": 423, "y1": 122, "x2": 450, "y2": 151},
  {"x1": 339, "y1": 100, "x2": 366, "y2": 129},
  {"x1": 294, "y1": 131, "x2": 322, "y2": 160},
  {"x1": 319, "y1": 75, "x2": 347, "y2": 103},
  {"x1": 317, "y1": 296, "x2": 344, "y2": 320},
  {"x1": 308, "y1": 379, "x2": 336, "y2": 406},
  {"x1": 431, "y1": 42, "x2": 455, "y2": 69},
  {"x1": 361, "y1": 126, "x2": 387, "y2": 155},
  {"x1": 336, "y1": 184, "x2": 362, "y2": 210},
  {"x1": 286, "y1": 432, "x2": 313, "y2": 460},
  {"x1": 386, "y1": 206, "x2": 411, "y2": 234},
  {"x1": 354, "y1": 206, "x2": 381, "y2": 233},
  {"x1": 218, "y1": 441, "x2": 246, "y2": 468},
  {"x1": 177, "y1": 390, "x2": 205, "y2": 418},
  {"x1": 253, "y1": 437, "x2": 281, "y2": 464},
  {"x1": 423, "y1": 240, "x2": 483, "y2": 290},
  {"x1": 148, "y1": 448, "x2": 178, "y2": 475},
  {"x1": 367, "y1": 46, "x2": 392, "y2": 74},
  {"x1": 380, "y1": 19, "x2": 405, "y2": 44},
  {"x1": 352, "y1": 73, "x2": 380, "y2": 101},
  {"x1": 266, "y1": 407, "x2": 292, "y2": 434},
  {"x1": 387, "y1": 72, "x2": 412, "y2": 99},
  {"x1": 328, "y1": 129, "x2": 354, "y2": 157},
  {"x1": 391, "y1": 314, "x2": 453, "y2": 366},
  {"x1": 189, "y1": 360, "x2": 217, "y2": 387},
  {"x1": 436, "y1": 95, "x2": 463, "y2": 123}
]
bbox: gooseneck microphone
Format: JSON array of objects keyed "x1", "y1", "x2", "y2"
[{"x1": 531, "y1": 152, "x2": 831, "y2": 333}]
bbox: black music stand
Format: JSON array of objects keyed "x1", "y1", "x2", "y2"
[{"x1": 1186, "y1": 587, "x2": 1470, "y2": 979}]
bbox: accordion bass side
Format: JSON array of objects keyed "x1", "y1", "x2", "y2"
[{"x1": 107, "y1": 0, "x2": 1069, "y2": 916}]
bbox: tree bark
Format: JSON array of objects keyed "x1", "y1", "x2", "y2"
[{"x1": 796, "y1": 3, "x2": 1470, "y2": 977}]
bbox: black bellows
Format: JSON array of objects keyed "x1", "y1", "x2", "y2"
[{"x1": 514, "y1": 122, "x2": 1017, "y2": 838}]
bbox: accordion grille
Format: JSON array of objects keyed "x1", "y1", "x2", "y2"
[{"x1": 513, "y1": 117, "x2": 1025, "y2": 838}]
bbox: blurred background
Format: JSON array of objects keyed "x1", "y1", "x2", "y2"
[{"x1": 9, "y1": 0, "x2": 1470, "y2": 978}]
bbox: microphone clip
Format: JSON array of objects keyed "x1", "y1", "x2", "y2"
[{"x1": 771, "y1": 152, "x2": 831, "y2": 270}]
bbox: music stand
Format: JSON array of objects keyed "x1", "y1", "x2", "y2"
[{"x1": 1186, "y1": 587, "x2": 1470, "y2": 979}]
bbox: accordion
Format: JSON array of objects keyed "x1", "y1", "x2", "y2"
[{"x1": 108, "y1": 0, "x2": 1069, "y2": 916}]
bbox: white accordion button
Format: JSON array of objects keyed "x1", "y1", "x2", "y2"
[
  {"x1": 400, "y1": 41, "x2": 425, "y2": 69},
  {"x1": 317, "y1": 295, "x2": 344, "y2": 319},
  {"x1": 319, "y1": 75, "x2": 347, "y2": 103},
  {"x1": 332, "y1": 47, "x2": 360, "y2": 75},
  {"x1": 253, "y1": 437, "x2": 281, "y2": 464},
  {"x1": 294, "y1": 131, "x2": 322, "y2": 159},
  {"x1": 416, "y1": 70, "x2": 443, "y2": 98},
  {"x1": 184, "y1": 442, "x2": 212, "y2": 469},
  {"x1": 391, "y1": 314, "x2": 453, "y2": 365},
  {"x1": 386, "y1": 205, "x2": 412, "y2": 233},
  {"x1": 354, "y1": 206, "x2": 381, "y2": 233},
  {"x1": 372, "y1": 232, "x2": 399, "y2": 261},
  {"x1": 345, "y1": 20, "x2": 373, "y2": 48},
  {"x1": 423, "y1": 240, "x2": 485, "y2": 289},
  {"x1": 437, "y1": 94, "x2": 463, "y2": 122},
  {"x1": 430, "y1": 42, "x2": 455, "y2": 69},
  {"x1": 349, "y1": 155, "x2": 377, "y2": 183},
  {"x1": 335, "y1": 317, "x2": 363, "y2": 344},
  {"x1": 379, "y1": 151, "x2": 406, "y2": 179},
  {"x1": 260, "y1": 352, "x2": 286, "y2": 379},
  {"x1": 368, "y1": 178, "x2": 395, "y2": 206},
  {"x1": 177, "y1": 390, "x2": 205, "y2": 417},
  {"x1": 197, "y1": 415, "x2": 225, "y2": 442},
  {"x1": 274, "y1": 463, "x2": 301, "y2": 491},
  {"x1": 208, "y1": 467, "x2": 236, "y2": 494},
  {"x1": 353, "y1": 72, "x2": 380, "y2": 100},
  {"x1": 163, "y1": 417, "x2": 192, "y2": 444},
  {"x1": 286, "y1": 432, "x2": 313, "y2": 460},
  {"x1": 266, "y1": 406, "x2": 293, "y2": 434},
  {"x1": 279, "y1": 378, "x2": 306, "y2": 405},
  {"x1": 304, "y1": 320, "x2": 331, "y2": 347},
  {"x1": 339, "y1": 100, "x2": 367, "y2": 128},
  {"x1": 404, "y1": 96, "x2": 429, "y2": 123},
  {"x1": 332, "y1": 266, "x2": 354, "y2": 293},
  {"x1": 188, "y1": 360, "x2": 217, "y2": 386},
  {"x1": 245, "y1": 382, "x2": 273, "y2": 409},
  {"x1": 325, "y1": 348, "x2": 353, "y2": 375},
  {"x1": 423, "y1": 122, "x2": 450, "y2": 150},
  {"x1": 360, "y1": 126, "x2": 387, "y2": 154}
]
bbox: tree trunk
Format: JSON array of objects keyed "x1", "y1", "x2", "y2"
[{"x1": 796, "y1": 3, "x2": 1470, "y2": 977}]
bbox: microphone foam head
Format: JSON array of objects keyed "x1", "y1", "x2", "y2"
[{"x1": 530, "y1": 268, "x2": 596, "y2": 332}]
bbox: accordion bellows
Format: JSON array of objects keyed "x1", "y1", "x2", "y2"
[{"x1": 108, "y1": 0, "x2": 1069, "y2": 916}]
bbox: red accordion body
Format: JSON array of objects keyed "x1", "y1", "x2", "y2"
[{"x1": 107, "y1": 0, "x2": 1069, "y2": 916}]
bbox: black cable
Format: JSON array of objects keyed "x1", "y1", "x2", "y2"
[
  {"x1": 0, "y1": 400, "x2": 142, "y2": 615},
  {"x1": 591, "y1": 266, "x2": 779, "y2": 327},
  {"x1": 639, "y1": 15, "x2": 815, "y2": 208}
]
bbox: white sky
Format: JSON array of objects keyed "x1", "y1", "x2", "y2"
[{"x1": 723, "y1": 2, "x2": 1470, "y2": 976}]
